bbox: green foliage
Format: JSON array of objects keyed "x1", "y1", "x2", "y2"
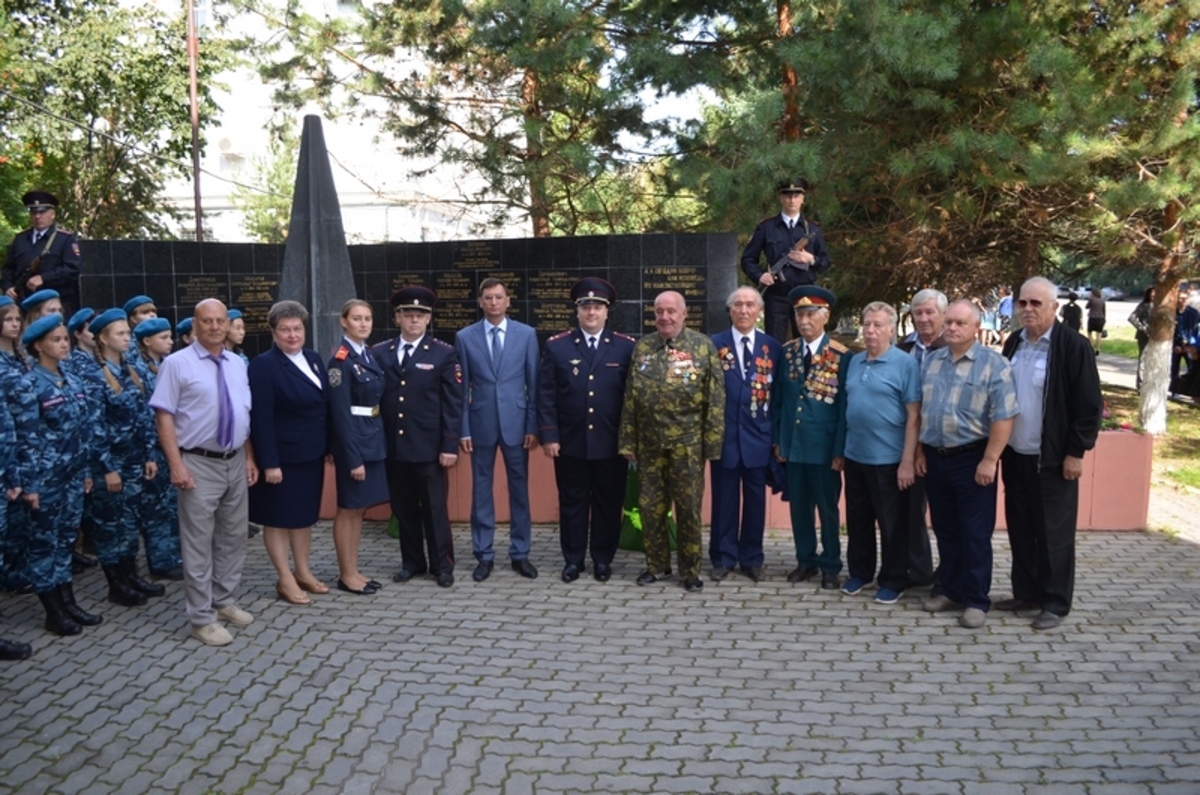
[{"x1": 229, "y1": 127, "x2": 297, "y2": 244}]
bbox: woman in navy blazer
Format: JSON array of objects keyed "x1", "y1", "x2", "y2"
[{"x1": 248, "y1": 301, "x2": 330, "y2": 605}]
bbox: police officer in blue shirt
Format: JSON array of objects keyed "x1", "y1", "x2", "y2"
[
  {"x1": 537, "y1": 277, "x2": 636, "y2": 583},
  {"x1": 741, "y1": 177, "x2": 831, "y2": 343}
]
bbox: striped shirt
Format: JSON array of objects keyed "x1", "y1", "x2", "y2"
[{"x1": 918, "y1": 341, "x2": 1018, "y2": 448}]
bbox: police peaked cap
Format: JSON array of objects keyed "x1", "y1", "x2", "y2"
[
  {"x1": 88, "y1": 308, "x2": 129, "y2": 336},
  {"x1": 22, "y1": 313, "x2": 64, "y2": 347},
  {"x1": 122, "y1": 295, "x2": 156, "y2": 315},
  {"x1": 391, "y1": 285, "x2": 437, "y2": 312},
  {"x1": 571, "y1": 277, "x2": 616, "y2": 306},
  {"x1": 67, "y1": 308, "x2": 97, "y2": 334},
  {"x1": 22, "y1": 191, "x2": 59, "y2": 211},
  {"x1": 788, "y1": 285, "x2": 836, "y2": 309},
  {"x1": 777, "y1": 177, "x2": 810, "y2": 195},
  {"x1": 20, "y1": 289, "x2": 60, "y2": 312},
  {"x1": 134, "y1": 317, "x2": 171, "y2": 342}
]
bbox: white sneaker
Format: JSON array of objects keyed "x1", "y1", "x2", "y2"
[
  {"x1": 216, "y1": 604, "x2": 253, "y2": 627},
  {"x1": 191, "y1": 623, "x2": 233, "y2": 646}
]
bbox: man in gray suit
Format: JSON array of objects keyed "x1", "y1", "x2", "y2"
[{"x1": 457, "y1": 277, "x2": 541, "y2": 582}]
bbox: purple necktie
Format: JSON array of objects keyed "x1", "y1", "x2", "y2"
[{"x1": 208, "y1": 353, "x2": 235, "y2": 449}]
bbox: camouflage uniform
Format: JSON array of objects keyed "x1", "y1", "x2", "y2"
[
  {"x1": 0, "y1": 349, "x2": 32, "y2": 591},
  {"x1": 134, "y1": 354, "x2": 181, "y2": 574},
  {"x1": 618, "y1": 327, "x2": 725, "y2": 580},
  {"x1": 11, "y1": 364, "x2": 92, "y2": 593},
  {"x1": 79, "y1": 357, "x2": 155, "y2": 567}
]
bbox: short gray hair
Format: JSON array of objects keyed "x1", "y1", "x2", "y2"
[
  {"x1": 947, "y1": 298, "x2": 981, "y2": 323},
  {"x1": 862, "y1": 301, "x2": 897, "y2": 328},
  {"x1": 267, "y1": 300, "x2": 309, "y2": 328},
  {"x1": 726, "y1": 286, "x2": 763, "y2": 310},
  {"x1": 1020, "y1": 276, "x2": 1057, "y2": 301},
  {"x1": 911, "y1": 289, "x2": 948, "y2": 313}
]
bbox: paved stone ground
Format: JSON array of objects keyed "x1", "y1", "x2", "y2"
[{"x1": 2, "y1": 522, "x2": 1200, "y2": 795}]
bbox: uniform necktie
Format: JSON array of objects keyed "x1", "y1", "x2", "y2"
[
  {"x1": 207, "y1": 353, "x2": 235, "y2": 449},
  {"x1": 741, "y1": 335, "x2": 753, "y2": 380},
  {"x1": 400, "y1": 343, "x2": 412, "y2": 367},
  {"x1": 31, "y1": 231, "x2": 41, "y2": 245},
  {"x1": 588, "y1": 336, "x2": 597, "y2": 351},
  {"x1": 490, "y1": 326, "x2": 502, "y2": 365},
  {"x1": 802, "y1": 345, "x2": 812, "y2": 373}
]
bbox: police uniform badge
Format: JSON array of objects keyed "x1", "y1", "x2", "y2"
[
  {"x1": 454, "y1": 363, "x2": 463, "y2": 384},
  {"x1": 569, "y1": 358, "x2": 582, "y2": 376},
  {"x1": 329, "y1": 368, "x2": 343, "y2": 387}
]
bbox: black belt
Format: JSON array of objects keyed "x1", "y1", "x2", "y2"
[
  {"x1": 182, "y1": 447, "x2": 238, "y2": 460},
  {"x1": 928, "y1": 439, "x2": 987, "y2": 458}
]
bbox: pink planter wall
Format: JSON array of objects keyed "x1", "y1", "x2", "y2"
[{"x1": 320, "y1": 430, "x2": 1153, "y2": 532}]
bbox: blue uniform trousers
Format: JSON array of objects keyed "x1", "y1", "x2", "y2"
[
  {"x1": 3, "y1": 501, "x2": 32, "y2": 590},
  {"x1": 923, "y1": 444, "x2": 997, "y2": 611},
  {"x1": 785, "y1": 462, "x2": 843, "y2": 574},
  {"x1": 27, "y1": 473, "x2": 86, "y2": 593},
  {"x1": 709, "y1": 461, "x2": 767, "y2": 569},
  {"x1": 469, "y1": 442, "x2": 532, "y2": 563},
  {"x1": 139, "y1": 448, "x2": 181, "y2": 573},
  {"x1": 91, "y1": 459, "x2": 144, "y2": 566}
]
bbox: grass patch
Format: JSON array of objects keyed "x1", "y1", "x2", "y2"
[
  {"x1": 1165, "y1": 466, "x2": 1200, "y2": 489},
  {"x1": 1103, "y1": 385, "x2": 1200, "y2": 465},
  {"x1": 1099, "y1": 337, "x2": 1139, "y2": 359}
]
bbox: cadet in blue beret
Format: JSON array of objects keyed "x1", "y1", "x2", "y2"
[
  {"x1": 225, "y1": 309, "x2": 249, "y2": 365},
  {"x1": 20, "y1": 289, "x2": 62, "y2": 323},
  {"x1": 11, "y1": 312, "x2": 102, "y2": 636},
  {"x1": 2, "y1": 191, "x2": 83, "y2": 314},
  {"x1": 772, "y1": 284, "x2": 848, "y2": 590},
  {"x1": 537, "y1": 277, "x2": 635, "y2": 583},
  {"x1": 62, "y1": 307, "x2": 101, "y2": 572},
  {"x1": 121, "y1": 296, "x2": 157, "y2": 368},
  {"x1": 175, "y1": 317, "x2": 193, "y2": 349},
  {"x1": 78, "y1": 309, "x2": 165, "y2": 606},
  {"x1": 0, "y1": 341, "x2": 28, "y2": 657}
]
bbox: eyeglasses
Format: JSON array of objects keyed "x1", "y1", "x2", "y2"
[{"x1": 1016, "y1": 299, "x2": 1044, "y2": 308}]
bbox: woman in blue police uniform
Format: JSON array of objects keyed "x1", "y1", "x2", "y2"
[
  {"x1": 326, "y1": 299, "x2": 388, "y2": 595},
  {"x1": 80, "y1": 309, "x2": 164, "y2": 608},
  {"x1": 12, "y1": 314, "x2": 101, "y2": 636}
]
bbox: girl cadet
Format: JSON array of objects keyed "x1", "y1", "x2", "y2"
[
  {"x1": 133, "y1": 317, "x2": 182, "y2": 580},
  {"x1": 226, "y1": 309, "x2": 250, "y2": 366},
  {"x1": 175, "y1": 317, "x2": 193, "y2": 350},
  {"x1": 0, "y1": 296, "x2": 34, "y2": 594},
  {"x1": 80, "y1": 308, "x2": 163, "y2": 607},
  {"x1": 64, "y1": 307, "x2": 101, "y2": 573},
  {"x1": 122, "y1": 294, "x2": 158, "y2": 368},
  {"x1": 20, "y1": 289, "x2": 63, "y2": 326},
  {"x1": 0, "y1": 386, "x2": 32, "y2": 660},
  {"x1": 12, "y1": 314, "x2": 101, "y2": 636},
  {"x1": 326, "y1": 299, "x2": 388, "y2": 595}
]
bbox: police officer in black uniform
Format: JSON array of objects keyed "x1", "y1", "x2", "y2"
[
  {"x1": 740, "y1": 177, "x2": 830, "y2": 343},
  {"x1": 372, "y1": 286, "x2": 465, "y2": 588},
  {"x1": 2, "y1": 191, "x2": 83, "y2": 315},
  {"x1": 536, "y1": 277, "x2": 636, "y2": 583}
]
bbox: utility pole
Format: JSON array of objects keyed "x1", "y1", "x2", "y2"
[{"x1": 186, "y1": 0, "x2": 203, "y2": 241}]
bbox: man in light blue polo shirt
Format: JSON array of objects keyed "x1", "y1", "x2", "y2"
[
  {"x1": 916, "y1": 300, "x2": 1018, "y2": 629},
  {"x1": 841, "y1": 302, "x2": 921, "y2": 605}
]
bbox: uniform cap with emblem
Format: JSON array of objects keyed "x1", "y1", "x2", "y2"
[
  {"x1": 176, "y1": 317, "x2": 193, "y2": 336},
  {"x1": 67, "y1": 307, "x2": 96, "y2": 334},
  {"x1": 22, "y1": 191, "x2": 59, "y2": 211},
  {"x1": 227, "y1": 309, "x2": 243, "y2": 321},
  {"x1": 20, "y1": 289, "x2": 60, "y2": 313},
  {"x1": 134, "y1": 317, "x2": 171, "y2": 342},
  {"x1": 391, "y1": 285, "x2": 437, "y2": 312},
  {"x1": 22, "y1": 312, "x2": 65, "y2": 347},
  {"x1": 88, "y1": 307, "x2": 128, "y2": 336},
  {"x1": 571, "y1": 277, "x2": 616, "y2": 306},
  {"x1": 788, "y1": 285, "x2": 836, "y2": 310},
  {"x1": 777, "y1": 177, "x2": 810, "y2": 195},
  {"x1": 122, "y1": 295, "x2": 155, "y2": 316}
]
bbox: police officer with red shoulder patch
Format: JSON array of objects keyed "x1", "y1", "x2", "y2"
[
  {"x1": 536, "y1": 277, "x2": 636, "y2": 583},
  {"x1": 3, "y1": 191, "x2": 83, "y2": 315},
  {"x1": 372, "y1": 286, "x2": 465, "y2": 588}
]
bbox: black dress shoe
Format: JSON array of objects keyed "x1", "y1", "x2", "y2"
[
  {"x1": 683, "y1": 578, "x2": 704, "y2": 592},
  {"x1": 561, "y1": 564, "x2": 581, "y2": 583},
  {"x1": 593, "y1": 562, "x2": 612, "y2": 582},
  {"x1": 0, "y1": 637, "x2": 32, "y2": 661},
  {"x1": 511, "y1": 559, "x2": 538, "y2": 579},
  {"x1": 473, "y1": 561, "x2": 494, "y2": 582},
  {"x1": 993, "y1": 597, "x2": 1038, "y2": 612},
  {"x1": 338, "y1": 579, "x2": 378, "y2": 595},
  {"x1": 436, "y1": 572, "x2": 454, "y2": 588},
  {"x1": 820, "y1": 572, "x2": 840, "y2": 590},
  {"x1": 787, "y1": 565, "x2": 819, "y2": 583},
  {"x1": 710, "y1": 566, "x2": 730, "y2": 581},
  {"x1": 367, "y1": 580, "x2": 382, "y2": 589},
  {"x1": 392, "y1": 568, "x2": 425, "y2": 583},
  {"x1": 741, "y1": 566, "x2": 764, "y2": 583}
]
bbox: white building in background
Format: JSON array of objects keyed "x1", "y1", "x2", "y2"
[{"x1": 158, "y1": 0, "x2": 529, "y2": 243}]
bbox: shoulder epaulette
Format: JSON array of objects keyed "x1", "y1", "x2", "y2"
[
  {"x1": 613, "y1": 332, "x2": 636, "y2": 342},
  {"x1": 758, "y1": 216, "x2": 776, "y2": 226},
  {"x1": 56, "y1": 227, "x2": 76, "y2": 236},
  {"x1": 547, "y1": 329, "x2": 572, "y2": 342},
  {"x1": 827, "y1": 339, "x2": 849, "y2": 354},
  {"x1": 782, "y1": 338, "x2": 803, "y2": 351},
  {"x1": 334, "y1": 345, "x2": 349, "y2": 361},
  {"x1": 433, "y1": 338, "x2": 453, "y2": 348}
]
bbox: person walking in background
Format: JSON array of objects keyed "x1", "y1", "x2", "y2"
[
  {"x1": 1059, "y1": 293, "x2": 1083, "y2": 333},
  {"x1": 247, "y1": 301, "x2": 330, "y2": 606},
  {"x1": 1085, "y1": 287, "x2": 1106, "y2": 355},
  {"x1": 1129, "y1": 287, "x2": 1154, "y2": 391},
  {"x1": 1171, "y1": 289, "x2": 1199, "y2": 395}
]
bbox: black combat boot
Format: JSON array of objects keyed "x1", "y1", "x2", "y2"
[
  {"x1": 71, "y1": 550, "x2": 98, "y2": 573},
  {"x1": 58, "y1": 582, "x2": 103, "y2": 626},
  {"x1": 0, "y1": 637, "x2": 32, "y2": 660},
  {"x1": 121, "y1": 557, "x2": 165, "y2": 597},
  {"x1": 102, "y1": 564, "x2": 147, "y2": 606},
  {"x1": 37, "y1": 590, "x2": 82, "y2": 636}
]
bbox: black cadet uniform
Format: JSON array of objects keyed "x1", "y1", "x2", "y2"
[
  {"x1": 2, "y1": 191, "x2": 82, "y2": 314},
  {"x1": 372, "y1": 286, "x2": 465, "y2": 584},
  {"x1": 536, "y1": 277, "x2": 635, "y2": 582}
]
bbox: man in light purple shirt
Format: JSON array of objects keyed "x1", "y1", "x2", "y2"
[{"x1": 150, "y1": 299, "x2": 259, "y2": 647}]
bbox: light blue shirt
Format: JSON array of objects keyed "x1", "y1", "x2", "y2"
[
  {"x1": 149, "y1": 341, "x2": 252, "y2": 451},
  {"x1": 1009, "y1": 326, "x2": 1051, "y2": 455},
  {"x1": 918, "y1": 342, "x2": 1018, "y2": 448},
  {"x1": 844, "y1": 346, "x2": 920, "y2": 465}
]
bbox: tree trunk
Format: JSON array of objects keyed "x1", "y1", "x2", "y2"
[
  {"x1": 1140, "y1": 201, "x2": 1185, "y2": 434},
  {"x1": 522, "y1": 69, "x2": 550, "y2": 238},
  {"x1": 778, "y1": 0, "x2": 801, "y2": 142}
]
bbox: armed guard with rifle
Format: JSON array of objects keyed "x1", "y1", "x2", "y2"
[{"x1": 2, "y1": 191, "x2": 83, "y2": 316}]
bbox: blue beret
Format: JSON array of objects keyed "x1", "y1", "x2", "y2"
[
  {"x1": 88, "y1": 308, "x2": 128, "y2": 336},
  {"x1": 20, "y1": 289, "x2": 60, "y2": 312},
  {"x1": 122, "y1": 295, "x2": 155, "y2": 315},
  {"x1": 176, "y1": 317, "x2": 193, "y2": 335},
  {"x1": 134, "y1": 317, "x2": 171, "y2": 342},
  {"x1": 67, "y1": 308, "x2": 96, "y2": 334},
  {"x1": 788, "y1": 285, "x2": 836, "y2": 309},
  {"x1": 227, "y1": 309, "x2": 243, "y2": 321},
  {"x1": 0, "y1": 296, "x2": 14, "y2": 310},
  {"x1": 22, "y1": 313, "x2": 64, "y2": 347}
]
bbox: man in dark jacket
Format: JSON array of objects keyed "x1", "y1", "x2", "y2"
[
  {"x1": 2, "y1": 191, "x2": 83, "y2": 315},
  {"x1": 998, "y1": 276, "x2": 1102, "y2": 630}
]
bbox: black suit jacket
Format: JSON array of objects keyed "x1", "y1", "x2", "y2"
[
  {"x1": 372, "y1": 334, "x2": 465, "y2": 463},
  {"x1": 536, "y1": 326, "x2": 635, "y2": 460},
  {"x1": 2, "y1": 224, "x2": 83, "y2": 311},
  {"x1": 248, "y1": 346, "x2": 330, "y2": 468}
]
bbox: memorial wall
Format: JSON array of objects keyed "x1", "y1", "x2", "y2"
[{"x1": 79, "y1": 233, "x2": 738, "y2": 357}]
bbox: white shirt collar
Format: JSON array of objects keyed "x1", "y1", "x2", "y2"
[{"x1": 486, "y1": 317, "x2": 508, "y2": 334}]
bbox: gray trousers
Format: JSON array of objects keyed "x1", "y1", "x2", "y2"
[{"x1": 178, "y1": 449, "x2": 249, "y2": 627}]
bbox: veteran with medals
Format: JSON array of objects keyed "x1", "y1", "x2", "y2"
[
  {"x1": 771, "y1": 285, "x2": 848, "y2": 590},
  {"x1": 617, "y1": 290, "x2": 724, "y2": 592}
]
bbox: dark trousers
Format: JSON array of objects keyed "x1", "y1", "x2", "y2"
[
  {"x1": 554, "y1": 454, "x2": 626, "y2": 568},
  {"x1": 1000, "y1": 448, "x2": 1078, "y2": 617},
  {"x1": 709, "y1": 461, "x2": 767, "y2": 569},
  {"x1": 907, "y1": 476, "x2": 936, "y2": 584},
  {"x1": 763, "y1": 292, "x2": 795, "y2": 344},
  {"x1": 785, "y1": 462, "x2": 842, "y2": 574},
  {"x1": 843, "y1": 459, "x2": 911, "y2": 590},
  {"x1": 923, "y1": 444, "x2": 997, "y2": 611},
  {"x1": 387, "y1": 460, "x2": 455, "y2": 575}
]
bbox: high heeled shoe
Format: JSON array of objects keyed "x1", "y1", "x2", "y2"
[
  {"x1": 276, "y1": 582, "x2": 311, "y2": 605},
  {"x1": 294, "y1": 574, "x2": 329, "y2": 594}
]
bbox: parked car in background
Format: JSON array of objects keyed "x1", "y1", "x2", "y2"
[{"x1": 1101, "y1": 286, "x2": 1127, "y2": 300}]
